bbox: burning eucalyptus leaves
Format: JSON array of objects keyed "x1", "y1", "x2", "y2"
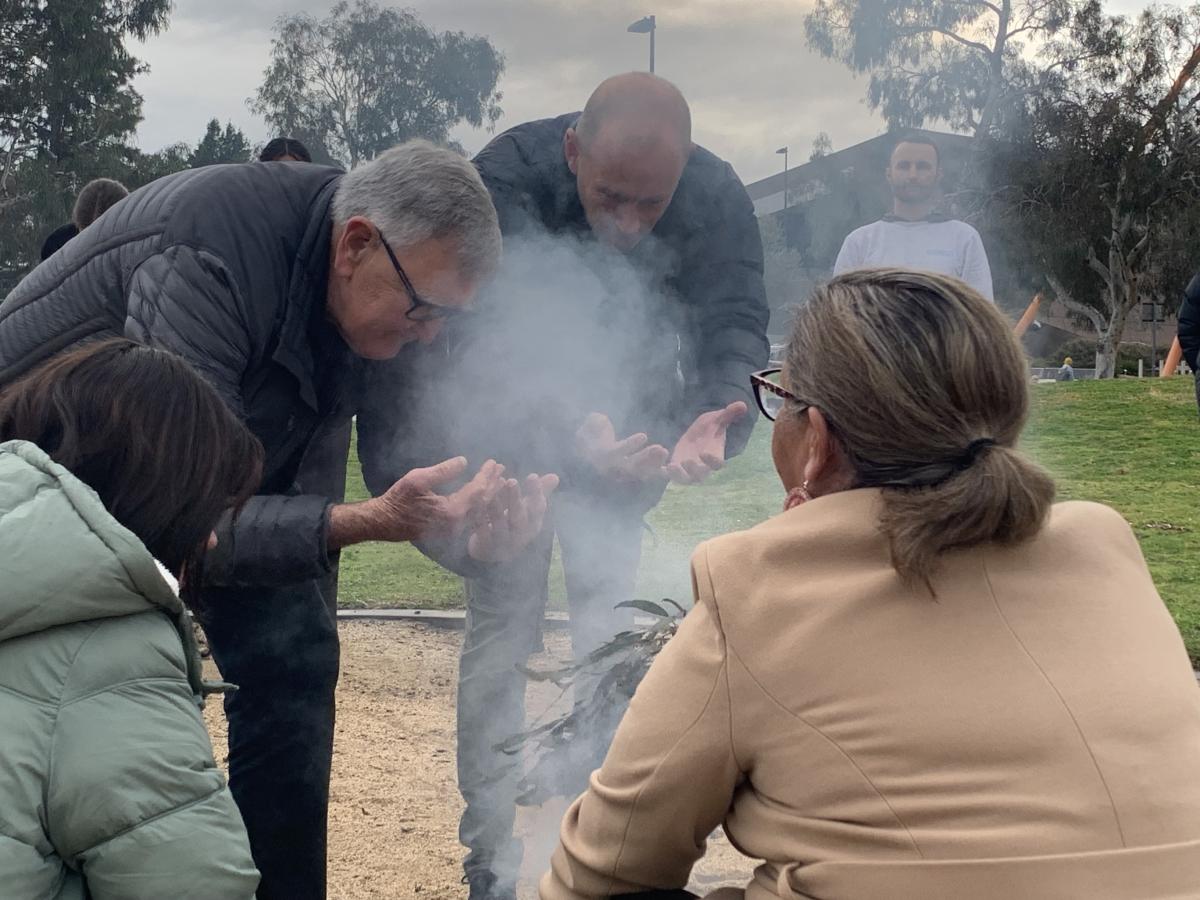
[{"x1": 494, "y1": 599, "x2": 685, "y2": 806}]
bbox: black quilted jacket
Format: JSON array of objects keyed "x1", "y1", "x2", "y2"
[{"x1": 0, "y1": 162, "x2": 358, "y2": 588}]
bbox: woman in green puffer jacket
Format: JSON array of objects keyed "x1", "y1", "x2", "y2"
[{"x1": 0, "y1": 338, "x2": 264, "y2": 899}]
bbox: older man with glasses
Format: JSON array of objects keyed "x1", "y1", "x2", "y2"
[{"x1": 0, "y1": 140, "x2": 558, "y2": 900}]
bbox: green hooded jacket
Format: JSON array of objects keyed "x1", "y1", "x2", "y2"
[{"x1": 0, "y1": 440, "x2": 259, "y2": 899}]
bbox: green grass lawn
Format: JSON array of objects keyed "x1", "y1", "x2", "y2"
[{"x1": 339, "y1": 377, "x2": 1200, "y2": 660}]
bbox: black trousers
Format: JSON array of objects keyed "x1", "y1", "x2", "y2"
[
  {"x1": 198, "y1": 419, "x2": 351, "y2": 900},
  {"x1": 201, "y1": 575, "x2": 341, "y2": 900}
]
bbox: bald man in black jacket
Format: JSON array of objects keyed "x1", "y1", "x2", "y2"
[{"x1": 364, "y1": 73, "x2": 768, "y2": 900}]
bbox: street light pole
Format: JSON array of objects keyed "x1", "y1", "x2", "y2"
[
  {"x1": 627, "y1": 15, "x2": 656, "y2": 73},
  {"x1": 776, "y1": 146, "x2": 789, "y2": 210},
  {"x1": 650, "y1": 16, "x2": 656, "y2": 73},
  {"x1": 1143, "y1": 300, "x2": 1162, "y2": 375}
]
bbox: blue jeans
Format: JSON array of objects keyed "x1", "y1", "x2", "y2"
[{"x1": 456, "y1": 489, "x2": 647, "y2": 886}]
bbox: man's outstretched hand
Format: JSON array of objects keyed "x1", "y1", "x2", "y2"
[
  {"x1": 467, "y1": 472, "x2": 560, "y2": 562},
  {"x1": 576, "y1": 413, "x2": 670, "y2": 482},
  {"x1": 329, "y1": 457, "x2": 496, "y2": 549},
  {"x1": 665, "y1": 401, "x2": 747, "y2": 485},
  {"x1": 329, "y1": 457, "x2": 558, "y2": 561}
]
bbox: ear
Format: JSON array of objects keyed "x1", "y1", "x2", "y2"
[
  {"x1": 564, "y1": 128, "x2": 581, "y2": 176},
  {"x1": 801, "y1": 407, "x2": 836, "y2": 488},
  {"x1": 332, "y1": 216, "x2": 376, "y2": 278}
]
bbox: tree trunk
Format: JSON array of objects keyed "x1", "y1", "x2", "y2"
[
  {"x1": 975, "y1": 0, "x2": 1012, "y2": 139},
  {"x1": 1096, "y1": 263, "x2": 1136, "y2": 378},
  {"x1": 1095, "y1": 330, "x2": 1119, "y2": 379}
]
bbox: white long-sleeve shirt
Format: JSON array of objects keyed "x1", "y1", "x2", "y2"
[{"x1": 833, "y1": 217, "x2": 994, "y2": 301}]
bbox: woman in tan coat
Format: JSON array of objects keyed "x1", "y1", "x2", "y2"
[{"x1": 540, "y1": 269, "x2": 1200, "y2": 900}]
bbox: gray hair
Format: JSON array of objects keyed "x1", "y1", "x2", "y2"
[{"x1": 332, "y1": 140, "x2": 501, "y2": 283}]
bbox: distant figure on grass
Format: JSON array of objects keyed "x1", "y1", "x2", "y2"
[
  {"x1": 543, "y1": 269, "x2": 1200, "y2": 900},
  {"x1": 1057, "y1": 356, "x2": 1076, "y2": 381},
  {"x1": 833, "y1": 134, "x2": 994, "y2": 301},
  {"x1": 39, "y1": 177, "x2": 129, "y2": 261},
  {"x1": 0, "y1": 339, "x2": 262, "y2": 899},
  {"x1": 0, "y1": 141, "x2": 557, "y2": 900},
  {"x1": 259, "y1": 137, "x2": 313, "y2": 162},
  {"x1": 360, "y1": 72, "x2": 769, "y2": 900}
]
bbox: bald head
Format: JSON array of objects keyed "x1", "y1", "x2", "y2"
[
  {"x1": 575, "y1": 72, "x2": 692, "y2": 154},
  {"x1": 565, "y1": 73, "x2": 693, "y2": 251}
]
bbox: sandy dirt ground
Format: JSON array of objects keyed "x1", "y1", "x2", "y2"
[{"x1": 203, "y1": 620, "x2": 752, "y2": 899}]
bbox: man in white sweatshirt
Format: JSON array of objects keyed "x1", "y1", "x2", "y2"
[{"x1": 833, "y1": 134, "x2": 994, "y2": 301}]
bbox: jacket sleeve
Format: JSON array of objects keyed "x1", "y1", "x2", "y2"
[
  {"x1": 679, "y1": 167, "x2": 770, "y2": 459},
  {"x1": 961, "y1": 228, "x2": 995, "y2": 302},
  {"x1": 204, "y1": 494, "x2": 333, "y2": 587},
  {"x1": 1178, "y1": 273, "x2": 1200, "y2": 372},
  {"x1": 48, "y1": 619, "x2": 260, "y2": 900},
  {"x1": 541, "y1": 547, "x2": 742, "y2": 899},
  {"x1": 125, "y1": 246, "x2": 335, "y2": 587}
]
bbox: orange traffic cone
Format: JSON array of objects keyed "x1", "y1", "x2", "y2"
[
  {"x1": 1161, "y1": 337, "x2": 1183, "y2": 377},
  {"x1": 1014, "y1": 294, "x2": 1041, "y2": 337}
]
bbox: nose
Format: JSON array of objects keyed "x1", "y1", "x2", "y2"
[
  {"x1": 416, "y1": 319, "x2": 444, "y2": 345},
  {"x1": 615, "y1": 203, "x2": 642, "y2": 236}
]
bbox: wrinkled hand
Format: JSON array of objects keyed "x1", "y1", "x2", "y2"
[
  {"x1": 373, "y1": 457, "x2": 506, "y2": 544},
  {"x1": 665, "y1": 401, "x2": 747, "y2": 485},
  {"x1": 467, "y1": 473, "x2": 561, "y2": 562},
  {"x1": 576, "y1": 413, "x2": 671, "y2": 483}
]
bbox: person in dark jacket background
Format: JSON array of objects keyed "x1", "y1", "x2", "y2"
[
  {"x1": 260, "y1": 136, "x2": 313, "y2": 163},
  {"x1": 1177, "y1": 272, "x2": 1200, "y2": 413},
  {"x1": 360, "y1": 73, "x2": 770, "y2": 900},
  {"x1": 0, "y1": 141, "x2": 558, "y2": 900},
  {"x1": 73, "y1": 177, "x2": 128, "y2": 229},
  {"x1": 38, "y1": 177, "x2": 129, "y2": 261},
  {"x1": 39, "y1": 222, "x2": 78, "y2": 261}
]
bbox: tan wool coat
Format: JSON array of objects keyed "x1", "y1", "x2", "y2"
[{"x1": 541, "y1": 489, "x2": 1200, "y2": 900}]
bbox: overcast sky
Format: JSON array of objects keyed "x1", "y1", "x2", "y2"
[
  {"x1": 130, "y1": 0, "x2": 886, "y2": 187},
  {"x1": 131, "y1": 0, "x2": 1150, "y2": 188}
]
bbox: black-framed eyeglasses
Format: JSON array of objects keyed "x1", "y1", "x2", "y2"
[
  {"x1": 377, "y1": 230, "x2": 462, "y2": 322},
  {"x1": 751, "y1": 368, "x2": 808, "y2": 421}
]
